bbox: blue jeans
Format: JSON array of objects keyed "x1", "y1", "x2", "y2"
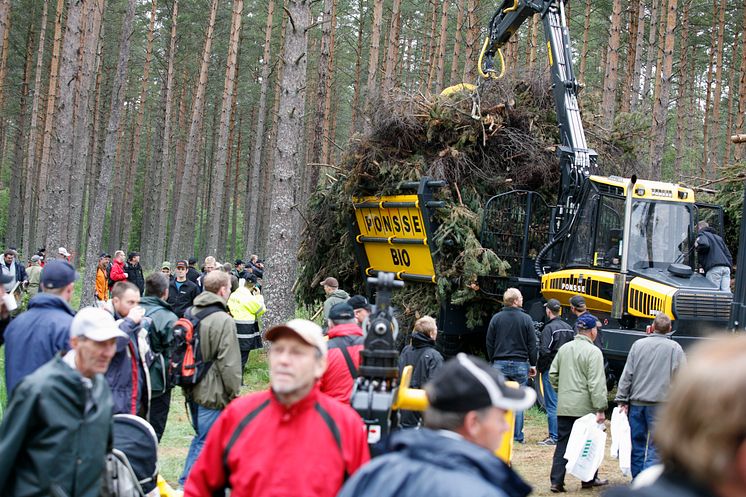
[
  {"x1": 179, "y1": 402, "x2": 223, "y2": 485},
  {"x1": 706, "y1": 266, "x2": 731, "y2": 292},
  {"x1": 492, "y1": 360, "x2": 529, "y2": 442},
  {"x1": 541, "y1": 370, "x2": 558, "y2": 441},
  {"x1": 629, "y1": 404, "x2": 659, "y2": 477}
]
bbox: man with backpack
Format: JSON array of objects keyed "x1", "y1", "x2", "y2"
[
  {"x1": 537, "y1": 299, "x2": 574, "y2": 447},
  {"x1": 319, "y1": 302, "x2": 364, "y2": 402},
  {"x1": 140, "y1": 272, "x2": 178, "y2": 441},
  {"x1": 179, "y1": 270, "x2": 241, "y2": 485},
  {"x1": 184, "y1": 318, "x2": 369, "y2": 497}
]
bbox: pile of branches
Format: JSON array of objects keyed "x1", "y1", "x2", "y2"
[{"x1": 297, "y1": 70, "x2": 632, "y2": 331}]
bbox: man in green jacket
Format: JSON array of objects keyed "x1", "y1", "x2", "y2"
[
  {"x1": 0, "y1": 307, "x2": 126, "y2": 497},
  {"x1": 548, "y1": 313, "x2": 608, "y2": 493},
  {"x1": 141, "y1": 271, "x2": 178, "y2": 441},
  {"x1": 180, "y1": 270, "x2": 242, "y2": 485}
]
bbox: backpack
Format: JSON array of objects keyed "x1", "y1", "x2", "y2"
[{"x1": 169, "y1": 304, "x2": 224, "y2": 387}]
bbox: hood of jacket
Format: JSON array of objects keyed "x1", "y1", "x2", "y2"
[
  {"x1": 410, "y1": 331, "x2": 436, "y2": 349},
  {"x1": 28, "y1": 293, "x2": 76, "y2": 315},
  {"x1": 388, "y1": 429, "x2": 532, "y2": 497},
  {"x1": 140, "y1": 295, "x2": 174, "y2": 312},
  {"x1": 193, "y1": 290, "x2": 229, "y2": 311},
  {"x1": 329, "y1": 289, "x2": 350, "y2": 300},
  {"x1": 327, "y1": 322, "x2": 363, "y2": 339}
]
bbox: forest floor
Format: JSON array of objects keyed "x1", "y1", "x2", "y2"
[{"x1": 158, "y1": 350, "x2": 630, "y2": 496}]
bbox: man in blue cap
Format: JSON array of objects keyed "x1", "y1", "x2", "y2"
[
  {"x1": 3, "y1": 260, "x2": 78, "y2": 394},
  {"x1": 548, "y1": 312, "x2": 608, "y2": 493}
]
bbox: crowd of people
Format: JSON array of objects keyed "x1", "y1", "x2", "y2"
[{"x1": 0, "y1": 253, "x2": 743, "y2": 497}]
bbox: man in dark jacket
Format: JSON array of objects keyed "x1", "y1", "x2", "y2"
[
  {"x1": 537, "y1": 299, "x2": 574, "y2": 446},
  {"x1": 398, "y1": 315, "x2": 444, "y2": 428},
  {"x1": 168, "y1": 260, "x2": 200, "y2": 317},
  {"x1": 338, "y1": 354, "x2": 535, "y2": 497},
  {"x1": 319, "y1": 302, "x2": 365, "y2": 402},
  {"x1": 106, "y1": 281, "x2": 150, "y2": 417},
  {"x1": 186, "y1": 256, "x2": 201, "y2": 284},
  {"x1": 0, "y1": 307, "x2": 125, "y2": 497},
  {"x1": 696, "y1": 221, "x2": 733, "y2": 292},
  {"x1": 486, "y1": 287, "x2": 537, "y2": 443},
  {"x1": 141, "y1": 272, "x2": 178, "y2": 441},
  {"x1": 125, "y1": 251, "x2": 145, "y2": 295},
  {"x1": 4, "y1": 260, "x2": 78, "y2": 394}
]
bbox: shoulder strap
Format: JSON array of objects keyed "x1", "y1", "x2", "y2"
[
  {"x1": 222, "y1": 398, "x2": 271, "y2": 485},
  {"x1": 329, "y1": 337, "x2": 358, "y2": 378},
  {"x1": 193, "y1": 304, "x2": 224, "y2": 323},
  {"x1": 314, "y1": 402, "x2": 349, "y2": 482}
]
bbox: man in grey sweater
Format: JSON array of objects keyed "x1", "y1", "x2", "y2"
[{"x1": 615, "y1": 313, "x2": 686, "y2": 478}]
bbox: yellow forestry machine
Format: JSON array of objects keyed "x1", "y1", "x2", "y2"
[
  {"x1": 474, "y1": 0, "x2": 732, "y2": 376},
  {"x1": 350, "y1": 0, "x2": 733, "y2": 382}
]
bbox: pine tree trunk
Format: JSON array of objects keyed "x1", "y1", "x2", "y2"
[
  {"x1": 434, "y1": 0, "x2": 449, "y2": 93},
  {"x1": 46, "y1": 0, "x2": 85, "y2": 254},
  {"x1": 630, "y1": 0, "x2": 646, "y2": 111},
  {"x1": 153, "y1": 0, "x2": 179, "y2": 266},
  {"x1": 82, "y1": 0, "x2": 137, "y2": 306},
  {"x1": 723, "y1": 30, "x2": 740, "y2": 168},
  {"x1": 246, "y1": 0, "x2": 275, "y2": 255},
  {"x1": 9, "y1": 17, "x2": 34, "y2": 247},
  {"x1": 206, "y1": 0, "x2": 243, "y2": 257},
  {"x1": 321, "y1": 0, "x2": 336, "y2": 166},
  {"x1": 708, "y1": 0, "x2": 727, "y2": 175},
  {"x1": 363, "y1": 0, "x2": 384, "y2": 132},
  {"x1": 120, "y1": 0, "x2": 156, "y2": 253},
  {"x1": 383, "y1": 0, "x2": 401, "y2": 95},
  {"x1": 449, "y1": 0, "x2": 466, "y2": 85},
  {"x1": 641, "y1": 0, "x2": 660, "y2": 103},
  {"x1": 264, "y1": 0, "x2": 312, "y2": 325},
  {"x1": 462, "y1": 0, "x2": 479, "y2": 81},
  {"x1": 528, "y1": 14, "x2": 539, "y2": 70},
  {"x1": 310, "y1": 0, "x2": 334, "y2": 175},
  {"x1": 424, "y1": 0, "x2": 439, "y2": 93},
  {"x1": 601, "y1": 0, "x2": 623, "y2": 129},
  {"x1": 734, "y1": 5, "x2": 746, "y2": 162},
  {"x1": 256, "y1": 5, "x2": 288, "y2": 255},
  {"x1": 0, "y1": 0, "x2": 11, "y2": 171},
  {"x1": 68, "y1": 0, "x2": 105, "y2": 257},
  {"x1": 21, "y1": 0, "x2": 49, "y2": 258},
  {"x1": 349, "y1": 0, "x2": 364, "y2": 133},
  {"x1": 701, "y1": 4, "x2": 719, "y2": 178},
  {"x1": 169, "y1": 0, "x2": 219, "y2": 260},
  {"x1": 673, "y1": 0, "x2": 691, "y2": 178},
  {"x1": 231, "y1": 113, "x2": 243, "y2": 258},
  {"x1": 36, "y1": 0, "x2": 65, "y2": 251},
  {"x1": 620, "y1": 0, "x2": 640, "y2": 114},
  {"x1": 649, "y1": 0, "x2": 677, "y2": 180},
  {"x1": 579, "y1": 0, "x2": 592, "y2": 84}
]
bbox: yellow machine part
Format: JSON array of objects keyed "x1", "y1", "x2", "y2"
[
  {"x1": 626, "y1": 277, "x2": 675, "y2": 318},
  {"x1": 589, "y1": 176, "x2": 696, "y2": 203},
  {"x1": 440, "y1": 83, "x2": 477, "y2": 97},
  {"x1": 395, "y1": 365, "x2": 517, "y2": 464}
]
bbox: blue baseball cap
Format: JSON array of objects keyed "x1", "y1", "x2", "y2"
[
  {"x1": 576, "y1": 313, "x2": 600, "y2": 331},
  {"x1": 41, "y1": 260, "x2": 79, "y2": 289}
]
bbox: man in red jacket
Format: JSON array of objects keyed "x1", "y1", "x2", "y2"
[
  {"x1": 320, "y1": 302, "x2": 364, "y2": 403},
  {"x1": 184, "y1": 318, "x2": 370, "y2": 497},
  {"x1": 108, "y1": 250, "x2": 128, "y2": 289}
]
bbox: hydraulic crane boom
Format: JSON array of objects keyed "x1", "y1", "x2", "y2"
[{"x1": 480, "y1": 0, "x2": 597, "y2": 237}]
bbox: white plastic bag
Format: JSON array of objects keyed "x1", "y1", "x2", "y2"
[
  {"x1": 564, "y1": 413, "x2": 607, "y2": 481},
  {"x1": 610, "y1": 406, "x2": 632, "y2": 476}
]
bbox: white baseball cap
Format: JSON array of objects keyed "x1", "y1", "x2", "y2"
[
  {"x1": 71, "y1": 307, "x2": 128, "y2": 341},
  {"x1": 265, "y1": 319, "x2": 327, "y2": 357},
  {"x1": 58, "y1": 247, "x2": 71, "y2": 257}
]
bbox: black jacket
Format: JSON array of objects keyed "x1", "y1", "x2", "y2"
[
  {"x1": 125, "y1": 262, "x2": 145, "y2": 294},
  {"x1": 537, "y1": 317, "x2": 575, "y2": 372},
  {"x1": 398, "y1": 332, "x2": 444, "y2": 428},
  {"x1": 338, "y1": 428, "x2": 531, "y2": 497},
  {"x1": 167, "y1": 278, "x2": 200, "y2": 318},
  {"x1": 0, "y1": 355, "x2": 113, "y2": 497},
  {"x1": 486, "y1": 306, "x2": 538, "y2": 365},
  {"x1": 696, "y1": 228, "x2": 733, "y2": 272},
  {"x1": 186, "y1": 266, "x2": 201, "y2": 285}
]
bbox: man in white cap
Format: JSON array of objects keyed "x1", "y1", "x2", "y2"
[
  {"x1": 337, "y1": 353, "x2": 535, "y2": 497},
  {"x1": 185, "y1": 319, "x2": 370, "y2": 497},
  {"x1": 0, "y1": 307, "x2": 126, "y2": 497},
  {"x1": 57, "y1": 246, "x2": 71, "y2": 261}
]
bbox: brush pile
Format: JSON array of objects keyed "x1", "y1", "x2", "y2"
[{"x1": 297, "y1": 70, "x2": 632, "y2": 332}]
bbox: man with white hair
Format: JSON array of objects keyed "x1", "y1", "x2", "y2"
[
  {"x1": 0, "y1": 307, "x2": 126, "y2": 497},
  {"x1": 185, "y1": 319, "x2": 369, "y2": 497}
]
